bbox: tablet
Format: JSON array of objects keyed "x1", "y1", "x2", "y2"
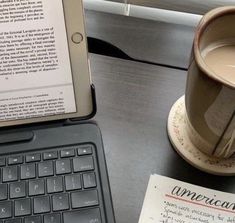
[{"x1": 0, "y1": 0, "x2": 93, "y2": 127}]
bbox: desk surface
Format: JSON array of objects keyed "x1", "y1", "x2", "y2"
[
  {"x1": 86, "y1": 9, "x2": 235, "y2": 223},
  {"x1": 90, "y1": 54, "x2": 235, "y2": 223}
]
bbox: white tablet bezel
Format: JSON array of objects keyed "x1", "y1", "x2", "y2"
[{"x1": 0, "y1": 0, "x2": 93, "y2": 127}]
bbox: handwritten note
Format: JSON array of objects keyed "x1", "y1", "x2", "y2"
[{"x1": 138, "y1": 175, "x2": 235, "y2": 223}]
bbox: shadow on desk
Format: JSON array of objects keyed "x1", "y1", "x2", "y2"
[{"x1": 88, "y1": 37, "x2": 187, "y2": 71}]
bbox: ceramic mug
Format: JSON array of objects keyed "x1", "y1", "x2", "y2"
[{"x1": 185, "y1": 6, "x2": 235, "y2": 159}]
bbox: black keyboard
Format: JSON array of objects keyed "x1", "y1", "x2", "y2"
[{"x1": 0, "y1": 144, "x2": 103, "y2": 223}]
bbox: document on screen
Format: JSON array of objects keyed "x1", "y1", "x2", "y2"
[{"x1": 0, "y1": 0, "x2": 76, "y2": 121}]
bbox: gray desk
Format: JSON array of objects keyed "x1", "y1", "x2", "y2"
[{"x1": 86, "y1": 11, "x2": 235, "y2": 223}]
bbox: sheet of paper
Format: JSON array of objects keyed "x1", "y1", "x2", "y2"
[
  {"x1": 139, "y1": 174, "x2": 235, "y2": 223},
  {"x1": 0, "y1": 0, "x2": 76, "y2": 121}
]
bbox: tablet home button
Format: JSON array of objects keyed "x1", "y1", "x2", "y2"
[{"x1": 71, "y1": 32, "x2": 83, "y2": 44}]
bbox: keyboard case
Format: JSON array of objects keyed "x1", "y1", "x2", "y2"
[{"x1": 0, "y1": 84, "x2": 115, "y2": 223}]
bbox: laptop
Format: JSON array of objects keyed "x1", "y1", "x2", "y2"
[{"x1": 0, "y1": 0, "x2": 115, "y2": 222}]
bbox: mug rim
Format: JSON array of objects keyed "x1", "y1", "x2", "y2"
[{"x1": 194, "y1": 6, "x2": 235, "y2": 88}]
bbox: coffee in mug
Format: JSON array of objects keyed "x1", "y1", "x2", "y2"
[
  {"x1": 185, "y1": 7, "x2": 235, "y2": 159},
  {"x1": 202, "y1": 42, "x2": 235, "y2": 84},
  {"x1": 168, "y1": 6, "x2": 235, "y2": 175}
]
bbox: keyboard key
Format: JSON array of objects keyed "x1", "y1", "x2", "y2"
[
  {"x1": 47, "y1": 177, "x2": 63, "y2": 193},
  {"x1": 10, "y1": 182, "x2": 26, "y2": 199},
  {"x1": 26, "y1": 153, "x2": 41, "y2": 163},
  {"x1": 73, "y1": 157, "x2": 94, "y2": 172},
  {"x1": 5, "y1": 219, "x2": 21, "y2": 223},
  {"x1": 15, "y1": 198, "x2": 31, "y2": 217},
  {"x1": 83, "y1": 173, "x2": 97, "y2": 188},
  {"x1": 8, "y1": 156, "x2": 23, "y2": 165},
  {"x1": 21, "y1": 164, "x2": 36, "y2": 180},
  {"x1": 28, "y1": 179, "x2": 45, "y2": 196},
  {"x1": 0, "y1": 201, "x2": 12, "y2": 219},
  {"x1": 56, "y1": 159, "x2": 71, "y2": 175},
  {"x1": 77, "y1": 146, "x2": 92, "y2": 156},
  {"x1": 63, "y1": 208, "x2": 101, "y2": 223},
  {"x1": 52, "y1": 193, "x2": 69, "y2": 211},
  {"x1": 0, "y1": 157, "x2": 6, "y2": 167},
  {"x1": 44, "y1": 213, "x2": 61, "y2": 223},
  {"x1": 33, "y1": 196, "x2": 50, "y2": 214},
  {"x1": 0, "y1": 184, "x2": 7, "y2": 200},
  {"x1": 24, "y1": 216, "x2": 41, "y2": 223},
  {"x1": 71, "y1": 190, "x2": 99, "y2": 209},
  {"x1": 38, "y1": 161, "x2": 54, "y2": 177},
  {"x1": 61, "y1": 149, "x2": 75, "y2": 158},
  {"x1": 65, "y1": 174, "x2": 82, "y2": 191},
  {"x1": 43, "y1": 151, "x2": 58, "y2": 160},
  {"x1": 2, "y1": 166, "x2": 18, "y2": 182}
]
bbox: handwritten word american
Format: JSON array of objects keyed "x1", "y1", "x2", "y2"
[{"x1": 171, "y1": 186, "x2": 235, "y2": 212}]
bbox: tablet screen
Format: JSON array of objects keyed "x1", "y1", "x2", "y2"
[{"x1": 0, "y1": 0, "x2": 77, "y2": 122}]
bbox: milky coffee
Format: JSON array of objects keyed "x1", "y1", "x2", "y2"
[{"x1": 202, "y1": 42, "x2": 235, "y2": 84}]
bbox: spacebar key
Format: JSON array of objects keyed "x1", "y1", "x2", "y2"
[{"x1": 63, "y1": 208, "x2": 102, "y2": 223}]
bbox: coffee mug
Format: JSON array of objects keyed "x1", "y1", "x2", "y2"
[{"x1": 185, "y1": 6, "x2": 235, "y2": 159}]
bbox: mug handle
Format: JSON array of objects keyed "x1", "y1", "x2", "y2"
[{"x1": 213, "y1": 112, "x2": 235, "y2": 158}]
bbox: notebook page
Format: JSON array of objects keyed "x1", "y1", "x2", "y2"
[
  {"x1": 139, "y1": 174, "x2": 235, "y2": 223},
  {"x1": 0, "y1": 0, "x2": 76, "y2": 121}
]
